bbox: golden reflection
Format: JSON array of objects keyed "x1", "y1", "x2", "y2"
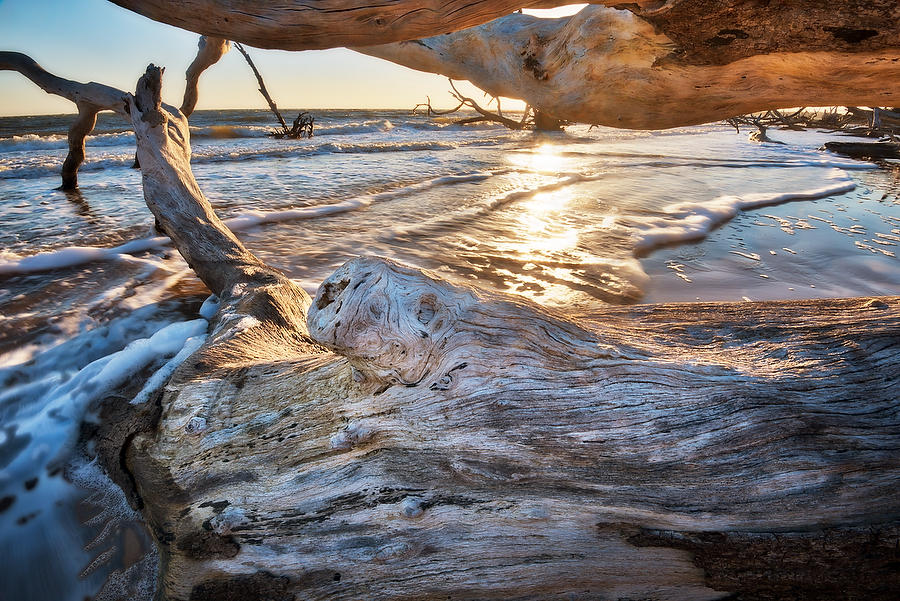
[
  {"x1": 514, "y1": 188, "x2": 578, "y2": 256},
  {"x1": 508, "y1": 143, "x2": 569, "y2": 174}
]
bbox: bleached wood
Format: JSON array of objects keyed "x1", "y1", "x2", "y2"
[
  {"x1": 129, "y1": 253, "x2": 900, "y2": 601},
  {"x1": 181, "y1": 36, "x2": 231, "y2": 117},
  {"x1": 359, "y1": 5, "x2": 900, "y2": 128},
  {"x1": 1, "y1": 41, "x2": 228, "y2": 188},
  {"x1": 0, "y1": 51, "x2": 128, "y2": 114}
]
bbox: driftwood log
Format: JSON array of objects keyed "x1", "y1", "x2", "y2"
[
  {"x1": 6, "y1": 1, "x2": 900, "y2": 593},
  {"x1": 109, "y1": 66, "x2": 900, "y2": 601},
  {"x1": 107, "y1": 0, "x2": 567, "y2": 51},
  {"x1": 358, "y1": 4, "x2": 900, "y2": 129}
]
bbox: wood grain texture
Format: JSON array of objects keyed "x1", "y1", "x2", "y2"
[
  {"x1": 359, "y1": 5, "x2": 900, "y2": 129},
  {"x1": 127, "y1": 251, "x2": 900, "y2": 600},
  {"x1": 633, "y1": 0, "x2": 900, "y2": 65},
  {"x1": 30, "y1": 63, "x2": 882, "y2": 601},
  {"x1": 107, "y1": 0, "x2": 549, "y2": 50}
]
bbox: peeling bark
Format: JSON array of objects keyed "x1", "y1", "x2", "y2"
[{"x1": 359, "y1": 5, "x2": 900, "y2": 129}]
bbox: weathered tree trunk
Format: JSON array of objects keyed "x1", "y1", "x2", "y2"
[
  {"x1": 115, "y1": 66, "x2": 900, "y2": 601},
  {"x1": 233, "y1": 42, "x2": 291, "y2": 134},
  {"x1": 61, "y1": 103, "x2": 101, "y2": 190},
  {"x1": 358, "y1": 4, "x2": 900, "y2": 129}
]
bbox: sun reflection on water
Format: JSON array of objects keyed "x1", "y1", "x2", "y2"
[{"x1": 508, "y1": 143, "x2": 570, "y2": 174}]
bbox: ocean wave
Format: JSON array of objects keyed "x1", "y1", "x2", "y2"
[
  {"x1": 188, "y1": 139, "x2": 460, "y2": 166},
  {"x1": 190, "y1": 125, "x2": 268, "y2": 139},
  {"x1": 382, "y1": 174, "x2": 594, "y2": 241},
  {"x1": 315, "y1": 119, "x2": 395, "y2": 136},
  {"x1": 630, "y1": 168, "x2": 857, "y2": 253},
  {"x1": 225, "y1": 170, "x2": 497, "y2": 230},
  {"x1": 513, "y1": 148, "x2": 878, "y2": 171},
  {"x1": 188, "y1": 119, "x2": 398, "y2": 139},
  {"x1": 0, "y1": 171, "x2": 497, "y2": 275},
  {"x1": 0, "y1": 236, "x2": 170, "y2": 276},
  {"x1": 0, "y1": 131, "x2": 135, "y2": 152},
  {"x1": 0, "y1": 154, "x2": 135, "y2": 180},
  {"x1": 0, "y1": 137, "x2": 466, "y2": 180}
]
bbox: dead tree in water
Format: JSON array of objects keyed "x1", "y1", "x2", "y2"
[
  {"x1": 727, "y1": 107, "x2": 900, "y2": 141},
  {"x1": 235, "y1": 42, "x2": 314, "y2": 139}
]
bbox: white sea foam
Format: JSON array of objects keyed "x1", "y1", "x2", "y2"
[
  {"x1": 630, "y1": 169, "x2": 857, "y2": 252},
  {"x1": 0, "y1": 318, "x2": 208, "y2": 511},
  {"x1": 0, "y1": 131, "x2": 134, "y2": 152},
  {"x1": 316, "y1": 119, "x2": 395, "y2": 136},
  {"x1": 0, "y1": 236, "x2": 170, "y2": 275},
  {"x1": 225, "y1": 171, "x2": 495, "y2": 230}
]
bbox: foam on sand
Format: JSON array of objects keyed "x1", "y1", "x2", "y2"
[{"x1": 631, "y1": 169, "x2": 857, "y2": 253}]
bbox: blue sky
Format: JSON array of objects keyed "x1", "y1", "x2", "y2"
[{"x1": 0, "y1": 0, "x2": 541, "y2": 116}]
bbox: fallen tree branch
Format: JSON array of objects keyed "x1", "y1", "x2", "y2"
[
  {"x1": 415, "y1": 79, "x2": 531, "y2": 129},
  {"x1": 234, "y1": 42, "x2": 289, "y2": 133},
  {"x1": 181, "y1": 36, "x2": 231, "y2": 117},
  {"x1": 235, "y1": 42, "x2": 314, "y2": 139},
  {"x1": 108, "y1": 0, "x2": 555, "y2": 51},
  {"x1": 415, "y1": 80, "x2": 565, "y2": 131}
]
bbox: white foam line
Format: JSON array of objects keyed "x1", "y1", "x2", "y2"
[
  {"x1": 130, "y1": 333, "x2": 207, "y2": 405},
  {"x1": 0, "y1": 172, "x2": 497, "y2": 276},
  {"x1": 225, "y1": 171, "x2": 494, "y2": 229},
  {"x1": 632, "y1": 168, "x2": 857, "y2": 252},
  {"x1": 0, "y1": 236, "x2": 171, "y2": 276}
]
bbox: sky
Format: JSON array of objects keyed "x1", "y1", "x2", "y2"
[{"x1": 0, "y1": 0, "x2": 586, "y2": 116}]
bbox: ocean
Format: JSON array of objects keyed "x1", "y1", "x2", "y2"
[{"x1": 0, "y1": 108, "x2": 898, "y2": 599}]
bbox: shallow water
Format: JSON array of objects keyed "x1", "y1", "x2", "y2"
[{"x1": 1, "y1": 109, "x2": 899, "y2": 600}]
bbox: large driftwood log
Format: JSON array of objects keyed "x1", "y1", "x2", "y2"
[
  {"x1": 115, "y1": 66, "x2": 900, "y2": 601},
  {"x1": 359, "y1": 5, "x2": 900, "y2": 129}
]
